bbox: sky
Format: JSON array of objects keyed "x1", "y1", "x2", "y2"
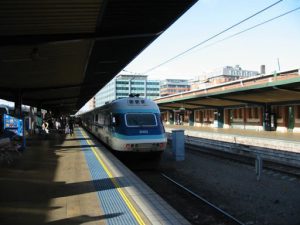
[
  {"x1": 2, "y1": 0, "x2": 300, "y2": 111},
  {"x1": 121, "y1": 0, "x2": 300, "y2": 80}
]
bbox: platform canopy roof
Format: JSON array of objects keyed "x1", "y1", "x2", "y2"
[
  {"x1": 0, "y1": 0, "x2": 197, "y2": 114},
  {"x1": 155, "y1": 70, "x2": 300, "y2": 110}
]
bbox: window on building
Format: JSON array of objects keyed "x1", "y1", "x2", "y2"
[
  {"x1": 272, "y1": 106, "x2": 283, "y2": 119},
  {"x1": 233, "y1": 109, "x2": 237, "y2": 118},
  {"x1": 254, "y1": 108, "x2": 258, "y2": 118},
  {"x1": 131, "y1": 87, "x2": 144, "y2": 91},
  {"x1": 238, "y1": 108, "x2": 243, "y2": 118},
  {"x1": 131, "y1": 81, "x2": 144, "y2": 85},
  {"x1": 116, "y1": 87, "x2": 129, "y2": 90},
  {"x1": 248, "y1": 108, "x2": 252, "y2": 119},
  {"x1": 248, "y1": 107, "x2": 259, "y2": 119},
  {"x1": 116, "y1": 81, "x2": 129, "y2": 85}
]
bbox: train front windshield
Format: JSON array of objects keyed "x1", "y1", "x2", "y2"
[{"x1": 125, "y1": 113, "x2": 157, "y2": 127}]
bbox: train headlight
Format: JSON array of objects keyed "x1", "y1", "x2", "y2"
[{"x1": 159, "y1": 143, "x2": 166, "y2": 149}]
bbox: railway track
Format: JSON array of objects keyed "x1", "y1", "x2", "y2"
[
  {"x1": 185, "y1": 142, "x2": 300, "y2": 179},
  {"x1": 130, "y1": 135, "x2": 300, "y2": 225},
  {"x1": 135, "y1": 169, "x2": 243, "y2": 225},
  {"x1": 166, "y1": 132, "x2": 300, "y2": 170}
]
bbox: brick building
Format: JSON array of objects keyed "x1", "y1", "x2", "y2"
[{"x1": 157, "y1": 69, "x2": 300, "y2": 133}]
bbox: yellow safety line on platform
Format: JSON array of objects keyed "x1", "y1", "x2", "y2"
[{"x1": 80, "y1": 130, "x2": 146, "y2": 225}]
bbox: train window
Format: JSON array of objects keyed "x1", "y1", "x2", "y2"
[
  {"x1": 125, "y1": 113, "x2": 157, "y2": 127},
  {"x1": 104, "y1": 114, "x2": 111, "y2": 125},
  {"x1": 111, "y1": 114, "x2": 120, "y2": 127}
]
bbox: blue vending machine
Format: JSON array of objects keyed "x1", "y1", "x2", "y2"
[{"x1": 3, "y1": 114, "x2": 23, "y2": 137}]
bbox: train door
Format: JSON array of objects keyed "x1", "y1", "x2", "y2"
[
  {"x1": 0, "y1": 113, "x2": 3, "y2": 136},
  {"x1": 288, "y1": 106, "x2": 294, "y2": 130}
]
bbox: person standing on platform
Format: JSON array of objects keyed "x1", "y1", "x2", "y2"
[
  {"x1": 68, "y1": 118, "x2": 74, "y2": 136},
  {"x1": 36, "y1": 112, "x2": 43, "y2": 134}
]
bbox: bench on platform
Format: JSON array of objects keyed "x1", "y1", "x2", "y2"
[{"x1": 0, "y1": 137, "x2": 21, "y2": 164}]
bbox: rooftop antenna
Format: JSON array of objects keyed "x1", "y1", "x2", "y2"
[{"x1": 277, "y1": 58, "x2": 281, "y2": 71}]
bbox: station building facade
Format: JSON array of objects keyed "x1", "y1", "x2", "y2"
[
  {"x1": 157, "y1": 69, "x2": 300, "y2": 133},
  {"x1": 95, "y1": 74, "x2": 160, "y2": 107}
]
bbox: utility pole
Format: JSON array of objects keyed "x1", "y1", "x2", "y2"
[{"x1": 277, "y1": 58, "x2": 281, "y2": 72}]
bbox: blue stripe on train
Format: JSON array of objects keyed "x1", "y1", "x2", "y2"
[
  {"x1": 115, "y1": 127, "x2": 164, "y2": 136},
  {"x1": 112, "y1": 133, "x2": 166, "y2": 140}
]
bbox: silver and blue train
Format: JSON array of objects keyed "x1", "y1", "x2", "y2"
[{"x1": 80, "y1": 95, "x2": 167, "y2": 153}]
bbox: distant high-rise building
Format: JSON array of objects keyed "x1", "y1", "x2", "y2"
[
  {"x1": 207, "y1": 65, "x2": 259, "y2": 85},
  {"x1": 87, "y1": 97, "x2": 95, "y2": 110},
  {"x1": 160, "y1": 79, "x2": 191, "y2": 97},
  {"x1": 208, "y1": 65, "x2": 258, "y2": 78},
  {"x1": 190, "y1": 65, "x2": 259, "y2": 90},
  {"x1": 95, "y1": 74, "x2": 160, "y2": 107}
]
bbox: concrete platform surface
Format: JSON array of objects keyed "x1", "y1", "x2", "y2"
[{"x1": 0, "y1": 128, "x2": 190, "y2": 225}]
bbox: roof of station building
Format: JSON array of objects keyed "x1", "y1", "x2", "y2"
[
  {"x1": 0, "y1": 0, "x2": 197, "y2": 114},
  {"x1": 155, "y1": 69, "x2": 300, "y2": 110}
]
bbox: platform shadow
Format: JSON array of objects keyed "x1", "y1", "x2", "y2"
[
  {"x1": 64, "y1": 138, "x2": 92, "y2": 141},
  {"x1": 0, "y1": 176, "x2": 130, "y2": 202},
  {"x1": 46, "y1": 213, "x2": 123, "y2": 225},
  {"x1": 51, "y1": 177, "x2": 130, "y2": 198}
]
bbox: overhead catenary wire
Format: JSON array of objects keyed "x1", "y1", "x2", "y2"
[
  {"x1": 143, "y1": 0, "x2": 283, "y2": 74},
  {"x1": 188, "y1": 6, "x2": 300, "y2": 56}
]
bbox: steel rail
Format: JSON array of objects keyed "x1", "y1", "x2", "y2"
[{"x1": 161, "y1": 173, "x2": 245, "y2": 225}]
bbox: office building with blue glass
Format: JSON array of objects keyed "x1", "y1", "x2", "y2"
[{"x1": 95, "y1": 74, "x2": 160, "y2": 107}]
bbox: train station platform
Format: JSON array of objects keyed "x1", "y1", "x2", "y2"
[
  {"x1": 0, "y1": 127, "x2": 189, "y2": 225},
  {"x1": 165, "y1": 124, "x2": 300, "y2": 167},
  {"x1": 165, "y1": 124, "x2": 300, "y2": 150}
]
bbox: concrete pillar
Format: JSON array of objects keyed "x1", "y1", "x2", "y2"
[
  {"x1": 14, "y1": 90, "x2": 25, "y2": 150},
  {"x1": 172, "y1": 130, "x2": 185, "y2": 161},
  {"x1": 218, "y1": 108, "x2": 224, "y2": 128},
  {"x1": 243, "y1": 108, "x2": 246, "y2": 123},
  {"x1": 14, "y1": 90, "x2": 22, "y2": 118},
  {"x1": 189, "y1": 110, "x2": 194, "y2": 126},
  {"x1": 224, "y1": 109, "x2": 229, "y2": 128},
  {"x1": 255, "y1": 155, "x2": 263, "y2": 181},
  {"x1": 259, "y1": 107, "x2": 263, "y2": 126}
]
